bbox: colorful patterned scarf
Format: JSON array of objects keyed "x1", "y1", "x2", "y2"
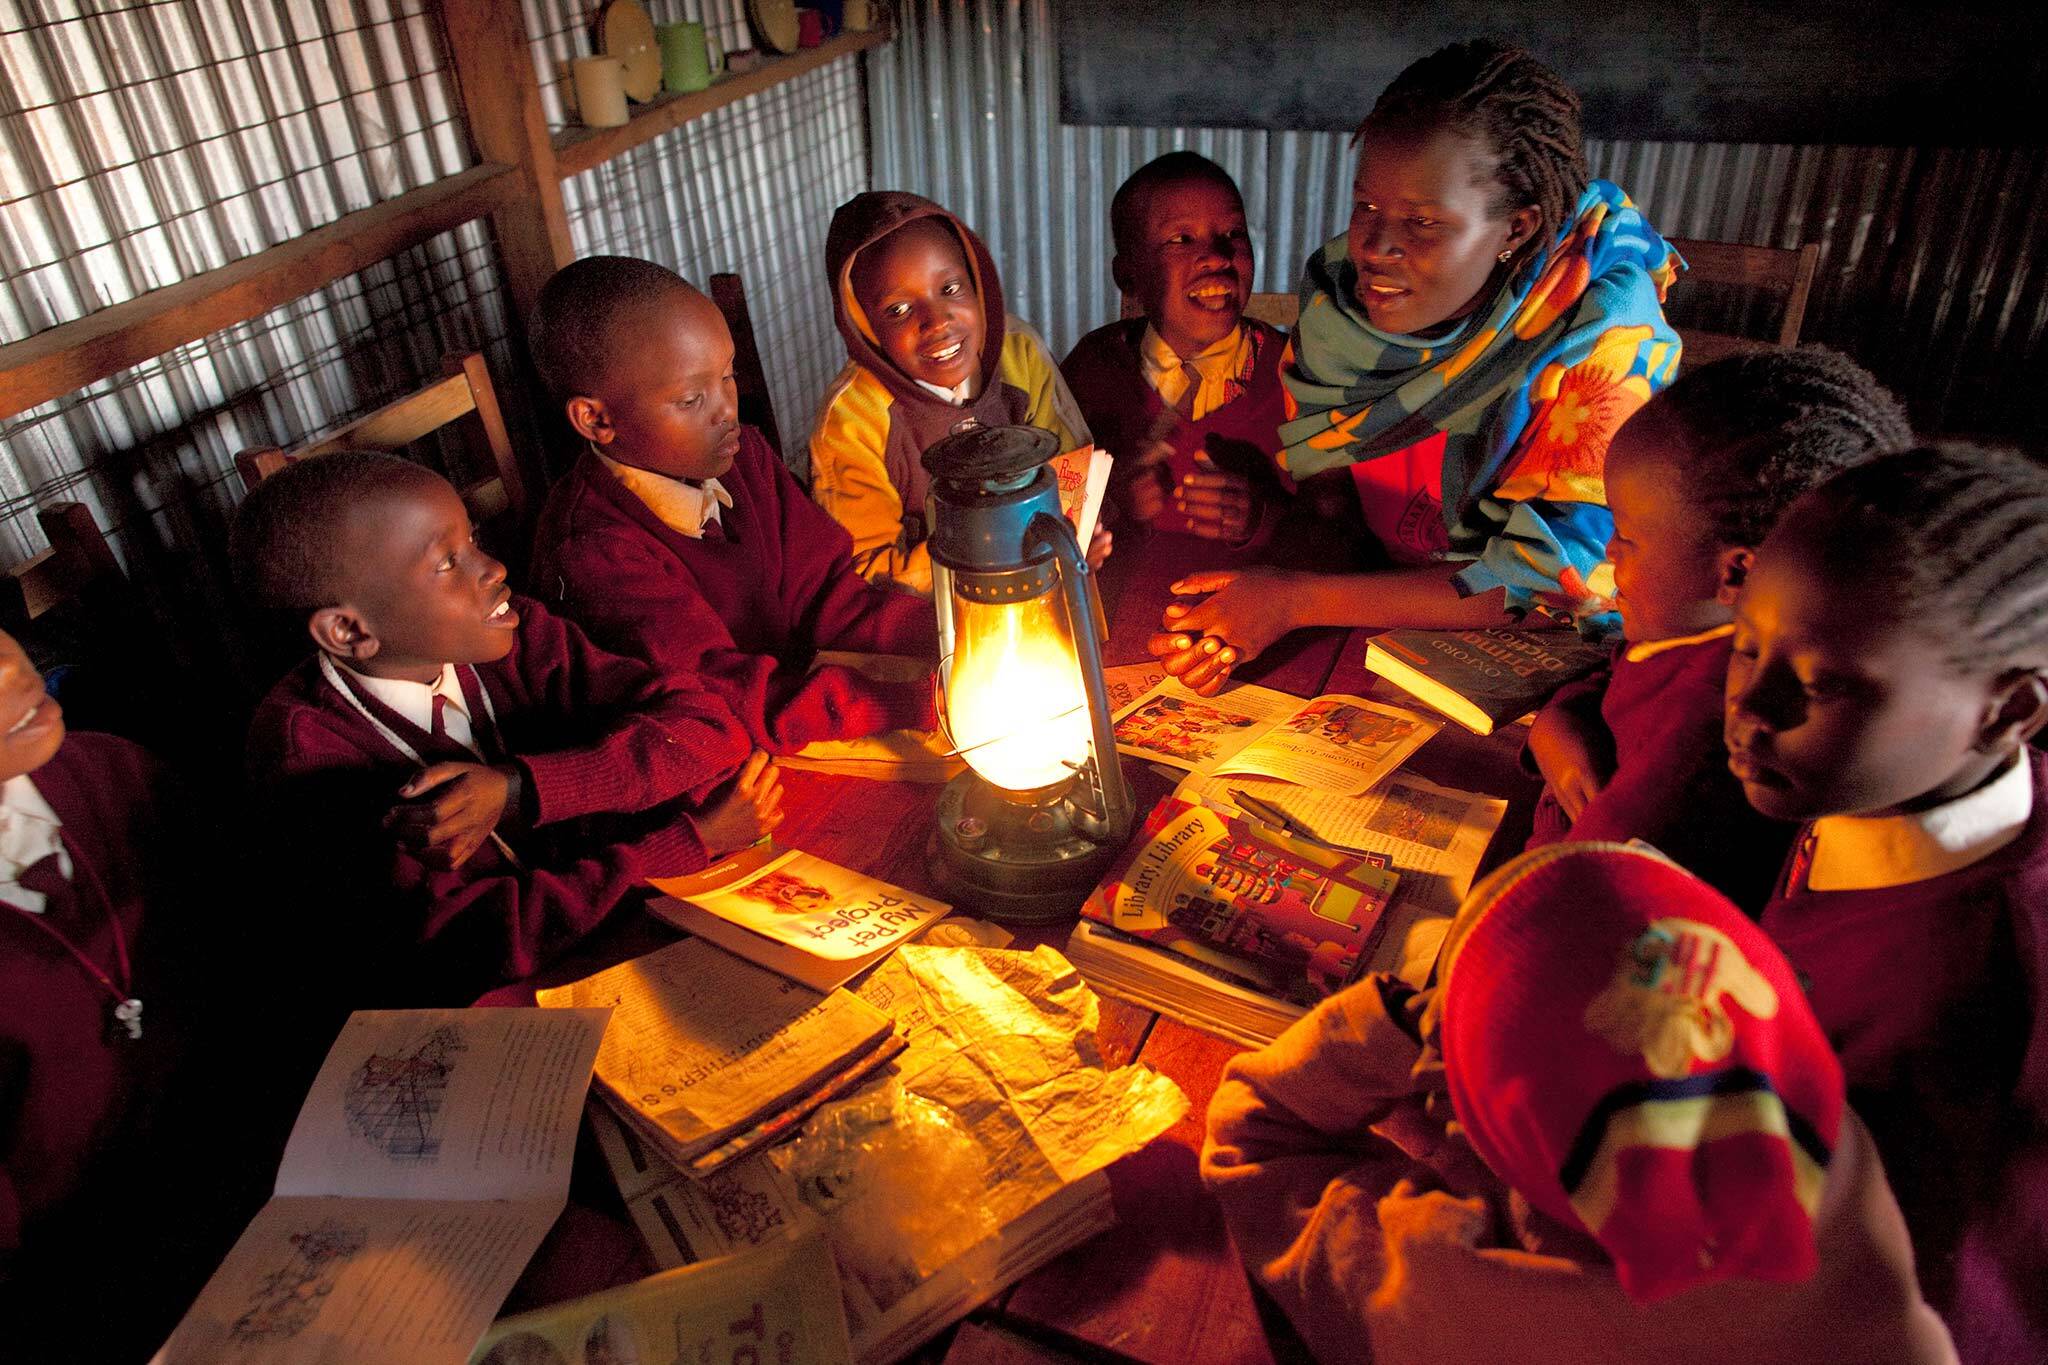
[{"x1": 1280, "y1": 181, "x2": 1682, "y2": 624}]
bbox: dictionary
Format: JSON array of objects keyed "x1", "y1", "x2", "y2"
[{"x1": 1364, "y1": 626, "x2": 1611, "y2": 735}]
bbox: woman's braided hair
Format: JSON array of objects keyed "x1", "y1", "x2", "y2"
[
  {"x1": 1656, "y1": 346, "x2": 1914, "y2": 549},
  {"x1": 1360, "y1": 39, "x2": 1589, "y2": 259},
  {"x1": 1791, "y1": 443, "x2": 2048, "y2": 673}
]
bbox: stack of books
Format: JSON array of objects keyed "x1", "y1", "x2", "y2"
[
  {"x1": 1067, "y1": 795, "x2": 1400, "y2": 1047},
  {"x1": 538, "y1": 938, "x2": 902, "y2": 1177}
]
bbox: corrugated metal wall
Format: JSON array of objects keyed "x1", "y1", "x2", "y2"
[
  {"x1": 870, "y1": 0, "x2": 2046, "y2": 444},
  {"x1": 527, "y1": 0, "x2": 869, "y2": 463}
]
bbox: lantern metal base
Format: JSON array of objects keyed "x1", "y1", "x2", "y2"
[{"x1": 929, "y1": 770, "x2": 1124, "y2": 923}]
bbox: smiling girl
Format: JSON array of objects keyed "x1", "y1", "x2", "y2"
[{"x1": 1152, "y1": 41, "x2": 1682, "y2": 693}]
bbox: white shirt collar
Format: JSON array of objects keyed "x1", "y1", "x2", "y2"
[
  {"x1": 1138, "y1": 323, "x2": 1248, "y2": 423},
  {"x1": 1623, "y1": 622, "x2": 1734, "y2": 664},
  {"x1": 599, "y1": 452, "x2": 733, "y2": 539},
  {"x1": 1807, "y1": 751, "x2": 2034, "y2": 891},
  {"x1": 0, "y1": 773, "x2": 69, "y2": 911},
  {"x1": 343, "y1": 662, "x2": 480, "y2": 758},
  {"x1": 914, "y1": 376, "x2": 977, "y2": 405}
]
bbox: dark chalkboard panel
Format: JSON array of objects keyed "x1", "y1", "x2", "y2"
[{"x1": 1057, "y1": 1, "x2": 2047, "y2": 145}]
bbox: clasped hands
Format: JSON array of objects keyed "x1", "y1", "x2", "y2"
[
  {"x1": 1114, "y1": 438, "x2": 1261, "y2": 545},
  {"x1": 1145, "y1": 565, "x2": 1301, "y2": 696},
  {"x1": 384, "y1": 749, "x2": 785, "y2": 869}
]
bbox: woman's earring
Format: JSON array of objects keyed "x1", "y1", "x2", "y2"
[{"x1": 1497, "y1": 249, "x2": 1515, "y2": 263}]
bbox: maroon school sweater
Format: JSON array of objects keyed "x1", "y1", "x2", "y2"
[
  {"x1": 1761, "y1": 748, "x2": 2048, "y2": 1362},
  {"x1": 1061, "y1": 318, "x2": 1289, "y2": 538},
  {"x1": 530, "y1": 426, "x2": 938, "y2": 753},
  {"x1": 1527, "y1": 631, "x2": 1794, "y2": 915},
  {"x1": 246, "y1": 593, "x2": 749, "y2": 993},
  {"x1": 0, "y1": 732, "x2": 188, "y2": 1259}
]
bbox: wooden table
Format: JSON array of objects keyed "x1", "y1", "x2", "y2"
[{"x1": 497, "y1": 528, "x2": 1542, "y2": 1362}]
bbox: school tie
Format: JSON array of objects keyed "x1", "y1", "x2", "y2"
[
  {"x1": 13, "y1": 849, "x2": 73, "y2": 917},
  {"x1": 1172, "y1": 361, "x2": 1201, "y2": 419},
  {"x1": 430, "y1": 692, "x2": 450, "y2": 741}
]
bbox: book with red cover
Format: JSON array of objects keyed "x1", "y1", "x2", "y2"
[{"x1": 1077, "y1": 794, "x2": 1398, "y2": 1007}]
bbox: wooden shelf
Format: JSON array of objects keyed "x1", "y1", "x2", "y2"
[
  {"x1": 553, "y1": 28, "x2": 889, "y2": 178},
  {"x1": 0, "y1": 162, "x2": 519, "y2": 420}
]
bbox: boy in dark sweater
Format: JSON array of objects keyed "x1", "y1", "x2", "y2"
[
  {"x1": 240, "y1": 451, "x2": 774, "y2": 998},
  {"x1": 1062, "y1": 153, "x2": 1290, "y2": 548},
  {"x1": 0, "y1": 629, "x2": 266, "y2": 1358},
  {"x1": 1524, "y1": 348, "x2": 1909, "y2": 914},
  {"x1": 528, "y1": 256, "x2": 940, "y2": 753}
]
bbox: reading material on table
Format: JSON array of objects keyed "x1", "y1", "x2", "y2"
[
  {"x1": 781, "y1": 651, "x2": 960, "y2": 782},
  {"x1": 1112, "y1": 676, "x2": 1438, "y2": 797},
  {"x1": 153, "y1": 1008, "x2": 611, "y2": 1365},
  {"x1": 1081, "y1": 794, "x2": 1399, "y2": 1004},
  {"x1": 586, "y1": 943, "x2": 1184, "y2": 1365},
  {"x1": 650, "y1": 847, "x2": 951, "y2": 990},
  {"x1": 467, "y1": 1231, "x2": 853, "y2": 1365},
  {"x1": 1068, "y1": 774, "x2": 1512, "y2": 1046},
  {"x1": 1101, "y1": 660, "x2": 1167, "y2": 712},
  {"x1": 537, "y1": 938, "x2": 899, "y2": 1177},
  {"x1": 1364, "y1": 625, "x2": 1610, "y2": 735}
]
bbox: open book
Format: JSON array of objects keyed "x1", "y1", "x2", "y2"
[
  {"x1": 1112, "y1": 676, "x2": 1439, "y2": 797},
  {"x1": 154, "y1": 1008, "x2": 610, "y2": 1365},
  {"x1": 537, "y1": 938, "x2": 900, "y2": 1178},
  {"x1": 650, "y1": 845, "x2": 952, "y2": 991},
  {"x1": 468, "y1": 1232, "x2": 853, "y2": 1365}
]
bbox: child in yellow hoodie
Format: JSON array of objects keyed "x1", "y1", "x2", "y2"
[{"x1": 809, "y1": 191, "x2": 1096, "y2": 594}]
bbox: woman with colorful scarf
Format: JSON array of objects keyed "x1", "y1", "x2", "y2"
[{"x1": 1153, "y1": 41, "x2": 1682, "y2": 694}]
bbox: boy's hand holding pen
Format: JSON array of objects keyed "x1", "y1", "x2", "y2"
[{"x1": 698, "y1": 751, "x2": 785, "y2": 858}]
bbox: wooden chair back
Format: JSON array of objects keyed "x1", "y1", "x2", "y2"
[
  {"x1": 235, "y1": 351, "x2": 526, "y2": 537},
  {"x1": 1116, "y1": 291, "x2": 1300, "y2": 331},
  {"x1": 0, "y1": 501, "x2": 126, "y2": 635},
  {"x1": 710, "y1": 272, "x2": 785, "y2": 459},
  {"x1": 1664, "y1": 238, "x2": 1821, "y2": 369}
]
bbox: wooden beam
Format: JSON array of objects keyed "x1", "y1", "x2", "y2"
[
  {"x1": 554, "y1": 29, "x2": 889, "y2": 179},
  {"x1": 436, "y1": 0, "x2": 576, "y2": 321},
  {"x1": 0, "y1": 164, "x2": 516, "y2": 422}
]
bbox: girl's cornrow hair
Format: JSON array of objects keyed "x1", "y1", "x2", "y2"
[
  {"x1": 1663, "y1": 346, "x2": 1914, "y2": 549},
  {"x1": 1802, "y1": 444, "x2": 2048, "y2": 671},
  {"x1": 1360, "y1": 39, "x2": 1589, "y2": 258}
]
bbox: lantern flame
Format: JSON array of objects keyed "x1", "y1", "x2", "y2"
[{"x1": 945, "y1": 591, "x2": 1093, "y2": 792}]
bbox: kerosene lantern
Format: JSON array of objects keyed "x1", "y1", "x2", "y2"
[{"x1": 923, "y1": 425, "x2": 1134, "y2": 920}]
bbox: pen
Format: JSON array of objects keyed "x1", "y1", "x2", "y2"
[{"x1": 1229, "y1": 787, "x2": 1325, "y2": 844}]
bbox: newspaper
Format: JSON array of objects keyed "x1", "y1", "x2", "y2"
[
  {"x1": 1180, "y1": 771, "x2": 1508, "y2": 984},
  {"x1": 537, "y1": 939, "x2": 895, "y2": 1165},
  {"x1": 154, "y1": 1009, "x2": 611, "y2": 1365},
  {"x1": 468, "y1": 1232, "x2": 852, "y2": 1365},
  {"x1": 588, "y1": 945, "x2": 1182, "y2": 1357},
  {"x1": 1113, "y1": 676, "x2": 1439, "y2": 797}
]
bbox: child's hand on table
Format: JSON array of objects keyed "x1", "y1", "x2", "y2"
[
  {"x1": 1527, "y1": 698, "x2": 1615, "y2": 820},
  {"x1": 388, "y1": 762, "x2": 519, "y2": 869},
  {"x1": 1146, "y1": 568, "x2": 1301, "y2": 695},
  {"x1": 698, "y1": 750, "x2": 785, "y2": 857}
]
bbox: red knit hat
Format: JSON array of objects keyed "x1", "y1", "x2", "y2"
[{"x1": 1440, "y1": 842, "x2": 1844, "y2": 1303}]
